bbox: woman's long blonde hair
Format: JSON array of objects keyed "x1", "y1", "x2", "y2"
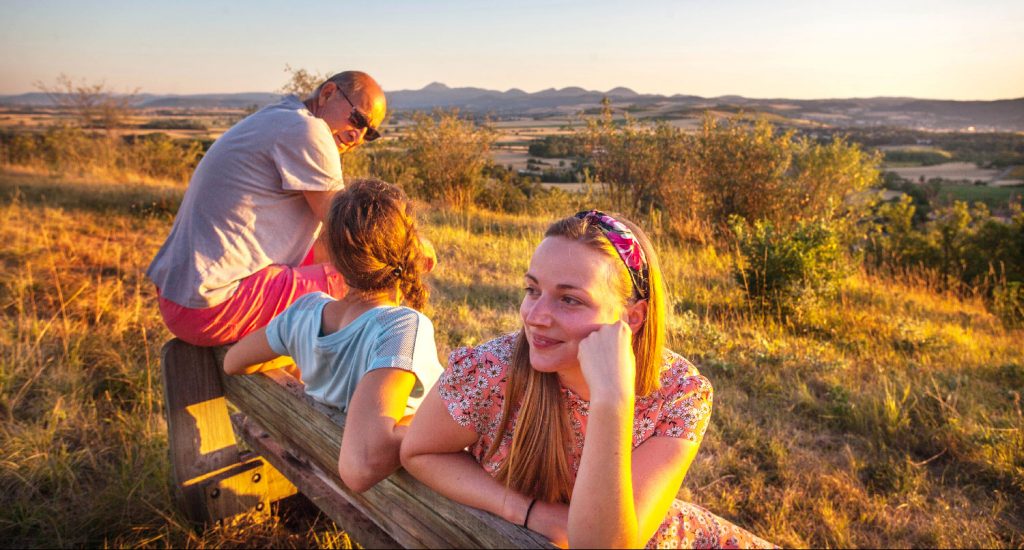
[{"x1": 484, "y1": 213, "x2": 666, "y2": 503}]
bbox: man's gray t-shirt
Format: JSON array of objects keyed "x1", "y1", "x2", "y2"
[
  {"x1": 147, "y1": 95, "x2": 343, "y2": 308},
  {"x1": 265, "y1": 293, "x2": 443, "y2": 413}
]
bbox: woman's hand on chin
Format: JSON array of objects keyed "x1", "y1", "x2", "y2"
[{"x1": 576, "y1": 318, "x2": 636, "y2": 404}]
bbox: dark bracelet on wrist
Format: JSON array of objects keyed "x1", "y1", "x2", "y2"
[{"x1": 523, "y1": 498, "x2": 538, "y2": 528}]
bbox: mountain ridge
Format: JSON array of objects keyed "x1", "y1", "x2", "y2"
[{"x1": 2, "y1": 84, "x2": 1022, "y2": 131}]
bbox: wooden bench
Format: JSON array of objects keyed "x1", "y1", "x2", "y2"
[{"x1": 161, "y1": 338, "x2": 550, "y2": 548}]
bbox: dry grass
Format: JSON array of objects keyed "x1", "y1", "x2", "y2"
[
  {"x1": 0, "y1": 169, "x2": 344, "y2": 547},
  {"x1": 1, "y1": 167, "x2": 1022, "y2": 547}
]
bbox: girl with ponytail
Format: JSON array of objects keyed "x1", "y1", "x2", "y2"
[
  {"x1": 224, "y1": 178, "x2": 442, "y2": 493},
  {"x1": 402, "y1": 211, "x2": 775, "y2": 548}
]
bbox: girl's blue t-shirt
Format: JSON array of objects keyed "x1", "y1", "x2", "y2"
[{"x1": 264, "y1": 292, "x2": 443, "y2": 413}]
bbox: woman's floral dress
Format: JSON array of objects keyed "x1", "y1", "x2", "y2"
[{"x1": 437, "y1": 333, "x2": 776, "y2": 549}]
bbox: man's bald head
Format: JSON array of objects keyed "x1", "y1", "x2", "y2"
[{"x1": 309, "y1": 71, "x2": 387, "y2": 128}]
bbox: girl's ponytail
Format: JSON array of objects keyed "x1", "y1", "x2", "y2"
[
  {"x1": 396, "y1": 230, "x2": 429, "y2": 311},
  {"x1": 325, "y1": 178, "x2": 431, "y2": 310}
]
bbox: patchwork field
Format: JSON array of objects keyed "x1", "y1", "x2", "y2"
[{"x1": 885, "y1": 161, "x2": 1004, "y2": 183}]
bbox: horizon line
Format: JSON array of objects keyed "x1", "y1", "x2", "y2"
[{"x1": 1, "y1": 83, "x2": 1022, "y2": 104}]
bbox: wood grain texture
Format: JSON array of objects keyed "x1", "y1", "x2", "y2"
[
  {"x1": 162, "y1": 339, "x2": 242, "y2": 523},
  {"x1": 232, "y1": 414, "x2": 400, "y2": 549},
  {"x1": 221, "y1": 366, "x2": 553, "y2": 548}
]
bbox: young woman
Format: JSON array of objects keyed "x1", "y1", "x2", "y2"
[
  {"x1": 401, "y1": 211, "x2": 774, "y2": 548},
  {"x1": 225, "y1": 178, "x2": 442, "y2": 493}
]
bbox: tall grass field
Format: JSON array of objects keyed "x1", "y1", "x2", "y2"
[{"x1": 1, "y1": 167, "x2": 1022, "y2": 547}]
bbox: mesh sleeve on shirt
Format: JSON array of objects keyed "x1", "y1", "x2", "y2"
[
  {"x1": 368, "y1": 308, "x2": 421, "y2": 372},
  {"x1": 365, "y1": 309, "x2": 444, "y2": 413}
]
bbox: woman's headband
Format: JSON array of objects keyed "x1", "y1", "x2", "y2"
[{"x1": 575, "y1": 210, "x2": 650, "y2": 299}]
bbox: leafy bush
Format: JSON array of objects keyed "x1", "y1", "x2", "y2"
[
  {"x1": 585, "y1": 102, "x2": 692, "y2": 226},
  {"x1": 730, "y1": 216, "x2": 847, "y2": 314},
  {"x1": 585, "y1": 105, "x2": 881, "y2": 242},
  {"x1": 868, "y1": 198, "x2": 1024, "y2": 287},
  {"x1": 0, "y1": 128, "x2": 203, "y2": 183},
  {"x1": 527, "y1": 135, "x2": 585, "y2": 158},
  {"x1": 403, "y1": 110, "x2": 495, "y2": 209},
  {"x1": 882, "y1": 149, "x2": 952, "y2": 166},
  {"x1": 471, "y1": 164, "x2": 532, "y2": 213},
  {"x1": 139, "y1": 118, "x2": 208, "y2": 131},
  {"x1": 865, "y1": 195, "x2": 1024, "y2": 324},
  {"x1": 124, "y1": 133, "x2": 204, "y2": 182}
]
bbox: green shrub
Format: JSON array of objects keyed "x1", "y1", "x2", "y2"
[
  {"x1": 404, "y1": 110, "x2": 495, "y2": 209},
  {"x1": 730, "y1": 216, "x2": 847, "y2": 314},
  {"x1": 123, "y1": 133, "x2": 203, "y2": 182},
  {"x1": 527, "y1": 135, "x2": 585, "y2": 158},
  {"x1": 139, "y1": 118, "x2": 208, "y2": 131},
  {"x1": 585, "y1": 106, "x2": 880, "y2": 242},
  {"x1": 882, "y1": 149, "x2": 952, "y2": 166},
  {"x1": 475, "y1": 176, "x2": 533, "y2": 214},
  {"x1": 0, "y1": 128, "x2": 203, "y2": 183}
]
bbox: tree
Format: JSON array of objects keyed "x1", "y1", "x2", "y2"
[
  {"x1": 34, "y1": 74, "x2": 137, "y2": 129},
  {"x1": 586, "y1": 110, "x2": 688, "y2": 223},
  {"x1": 404, "y1": 110, "x2": 495, "y2": 209},
  {"x1": 279, "y1": 64, "x2": 329, "y2": 98},
  {"x1": 584, "y1": 109, "x2": 881, "y2": 241}
]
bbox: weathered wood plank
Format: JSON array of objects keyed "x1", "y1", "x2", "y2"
[
  {"x1": 162, "y1": 340, "x2": 298, "y2": 524},
  {"x1": 232, "y1": 414, "x2": 400, "y2": 549},
  {"x1": 162, "y1": 340, "x2": 243, "y2": 522},
  {"x1": 221, "y1": 367, "x2": 553, "y2": 549}
]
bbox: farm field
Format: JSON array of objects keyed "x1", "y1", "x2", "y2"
[
  {"x1": 0, "y1": 107, "x2": 237, "y2": 141},
  {"x1": 935, "y1": 182, "x2": 1024, "y2": 209},
  {"x1": 1, "y1": 167, "x2": 1022, "y2": 547},
  {"x1": 884, "y1": 161, "x2": 1004, "y2": 183}
]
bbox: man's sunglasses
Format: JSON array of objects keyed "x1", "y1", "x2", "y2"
[{"x1": 336, "y1": 88, "x2": 381, "y2": 142}]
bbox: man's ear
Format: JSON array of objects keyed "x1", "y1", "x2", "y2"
[
  {"x1": 318, "y1": 81, "x2": 336, "y2": 107},
  {"x1": 625, "y1": 299, "x2": 648, "y2": 334}
]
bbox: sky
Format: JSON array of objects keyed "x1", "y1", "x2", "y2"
[{"x1": 1, "y1": 0, "x2": 1022, "y2": 100}]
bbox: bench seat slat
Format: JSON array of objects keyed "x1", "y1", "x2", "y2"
[
  {"x1": 220, "y1": 362, "x2": 552, "y2": 549},
  {"x1": 232, "y1": 414, "x2": 401, "y2": 548}
]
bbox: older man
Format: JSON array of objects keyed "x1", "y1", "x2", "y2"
[{"x1": 147, "y1": 71, "x2": 386, "y2": 347}]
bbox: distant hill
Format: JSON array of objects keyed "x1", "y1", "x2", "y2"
[
  {"x1": 385, "y1": 82, "x2": 652, "y2": 113},
  {"x1": 0, "y1": 92, "x2": 280, "y2": 110},
  {"x1": 135, "y1": 93, "x2": 280, "y2": 109},
  {"x1": 2, "y1": 85, "x2": 1022, "y2": 131}
]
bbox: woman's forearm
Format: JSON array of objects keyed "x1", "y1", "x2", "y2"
[
  {"x1": 402, "y1": 450, "x2": 568, "y2": 545},
  {"x1": 403, "y1": 450, "x2": 527, "y2": 521},
  {"x1": 569, "y1": 397, "x2": 638, "y2": 548}
]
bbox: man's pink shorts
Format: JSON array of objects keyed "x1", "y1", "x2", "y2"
[{"x1": 158, "y1": 263, "x2": 346, "y2": 347}]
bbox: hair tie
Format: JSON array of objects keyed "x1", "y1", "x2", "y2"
[
  {"x1": 575, "y1": 210, "x2": 650, "y2": 299},
  {"x1": 523, "y1": 498, "x2": 537, "y2": 527}
]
